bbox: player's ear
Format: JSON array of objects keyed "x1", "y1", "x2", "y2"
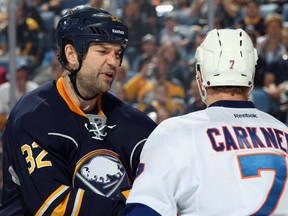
[
  {"x1": 64, "y1": 44, "x2": 78, "y2": 69},
  {"x1": 196, "y1": 66, "x2": 203, "y2": 86},
  {"x1": 196, "y1": 66, "x2": 207, "y2": 104}
]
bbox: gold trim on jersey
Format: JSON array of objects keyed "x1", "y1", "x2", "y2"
[
  {"x1": 56, "y1": 77, "x2": 85, "y2": 117},
  {"x1": 36, "y1": 185, "x2": 70, "y2": 216},
  {"x1": 121, "y1": 189, "x2": 130, "y2": 199},
  {"x1": 72, "y1": 189, "x2": 84, "y2": 215},
  {"x1": 56, "y1": 77, "x2": 105, "y2": 117},
  {"x1": 52, "y1": 192, "x2": 71, "y2": 215}
]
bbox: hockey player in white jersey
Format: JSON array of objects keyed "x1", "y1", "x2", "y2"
[{"x1": 124, "y1": 28, "x2": 288, "y2": 216}]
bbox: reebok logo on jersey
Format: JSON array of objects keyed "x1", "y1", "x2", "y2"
[{"x1": 234, "y1": 113, "x2": 257, "y2": 118}]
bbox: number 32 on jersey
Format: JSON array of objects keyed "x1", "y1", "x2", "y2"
[{"x1": 21, "y1": 142, "x2": 52, "y2": 174}]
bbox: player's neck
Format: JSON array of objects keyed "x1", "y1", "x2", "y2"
[
  {"x1": 80, "y1": 100, "x2": 98, "y2": 113},
  {"x1": 206, "y1": 92, "x2": 248, "y2": 106},
  {"x1": 63, "y1": 75, "x2": 98, "y2": 112}
]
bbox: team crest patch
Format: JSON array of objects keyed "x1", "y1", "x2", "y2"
[{"x1": 74, "y1": 150, "x2": 130, "y2": 201}]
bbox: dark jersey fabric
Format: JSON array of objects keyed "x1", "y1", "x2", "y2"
[{"x1": 0, "y1": 80, "x2": 156, "y2": 216}]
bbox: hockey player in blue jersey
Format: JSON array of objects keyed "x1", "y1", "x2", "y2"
[
  {"x1": 124, "y1": 29, "x2": 288, "y2": 215},
  {"x1": 0, "y1": 5, "x2": 157, "y2": 215}
]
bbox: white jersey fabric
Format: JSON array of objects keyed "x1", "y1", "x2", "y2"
[{"x1": 126, "y1": 101, "x2": 288, "y2": 216}]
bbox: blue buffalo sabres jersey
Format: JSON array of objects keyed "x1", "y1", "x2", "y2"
[
  {"x1": 125, "y1": 101, "x2": 288, "y2": 216},
  {"x1": 0, "y1": 77, "x2": 157, "y2": 215}
]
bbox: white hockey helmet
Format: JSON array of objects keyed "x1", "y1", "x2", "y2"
[{"x1": 195, "y1": 28, "x2": 258, "y2": 101}]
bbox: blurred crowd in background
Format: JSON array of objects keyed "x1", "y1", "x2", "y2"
[
  {"x1": 0, "y1": 0, "x2": 288, "y2": 128},
  {"x1": 0, "y1": 0, "x2": 288, "y2": 195},
  {"x1": 0, "y1": 0, "x2": 288, "y2": 124}
]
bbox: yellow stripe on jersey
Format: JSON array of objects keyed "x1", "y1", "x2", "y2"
[
  {"x1": 56, "y1": 77, "x2": 105, "y2": 117},
  {"x1": 51, "y1": 192, "x2": 71, "y2": 216},
  {"x1": 56, "y1": 77, "x2": 86, "y2": 117},
  {"x1": 96, "y1": 93, "x2": 105, "y2": 116},
  {"x1": 121, "y1": 189, "x2": 130, "y2": 199},
  {"x1": 71, "y1": 189, "x2": 84, "y2": 215},
  {"x1": 35, "y1": 185, "x2": 69, "y2": 216}
]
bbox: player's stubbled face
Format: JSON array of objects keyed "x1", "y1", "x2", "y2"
[{"x1": 77, "y1": 42, "x2": 122, "y2": 97}]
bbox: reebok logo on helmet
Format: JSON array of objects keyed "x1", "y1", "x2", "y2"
[{"x1": 112, "y1": 29, "x2": 125, "y2": 35}]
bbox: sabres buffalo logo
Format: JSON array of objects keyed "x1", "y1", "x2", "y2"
[{"x1": 73, "y1": 150, "x2": 130, "y2": 201}]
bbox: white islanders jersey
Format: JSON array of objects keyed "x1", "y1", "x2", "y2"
[{"x1": 126, "y1": 101, "x2": 288, "y2": 216}]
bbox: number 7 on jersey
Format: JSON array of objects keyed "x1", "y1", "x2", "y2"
[{"x1": 237, "y1": 153, "x2": 287, "y2": 215}]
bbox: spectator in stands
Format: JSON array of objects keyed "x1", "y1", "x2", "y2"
[
  {"x1": 18, "y1": 1, "x2": 58, "y2": 62},
  {"x1": 0, "y1": 67, "x2": 6, "y2": 85},
  {"x1": 30, "y1": 0, "x2": 62, "y2": 15},
  {"x1": 261, "y1": 26, "x2": 288, "y2": 123},
  {"x1": 132, "y1": 34, "x2": 158, "y2": 72},
  {"x1": 256, "y1": 13, "x2": 285, "y2": 65},
  {"x1": 115, "y1": 57, "x2": 131, "y2": 84},
  {"x1": 159, "y1": 13, "x2": 190, "y2": 57},
  {"x1": 183, "y1": 78, "x2": 205, "y2": 114},
  {"x1": 10, "y1": 1, "x2": 43, "y2": 68},
  {"x1": 187, "y1": 0, "x2": 206, "y2": 25},
  {"x1": 154, "y1": 106, "x2": 171, "y2": 124},
  {"x1": 114, "y1": 58, "x2": 132, "y2": 103},
  {"x1": 138, "y1": 0, "x2": 158, "y2": 35},
  {"x1": 174, "y1": 0, "x2": 191, "y2": 10},
  {"x1": 234, "y1": 0, "x2": 265, "y2": 36},
  {"x1": 0, "y1": 59, "x2": 39, "y2": 132},
  {"x1": 24, "y1": 2, "x2": 49, "y2": 34},
  {"x1": 0, "y1": 1, "x2": 9, "y2": 55},
  {"x1": 114, "y1": 81, "x2": 127, "y2": 103},
  {"x1": 86, "y1": 0, "x2": 110, "y2": 11},
  {"x1": 0, "y1": 147, "x2": 2, "y2": 203},
  {"x1": 121, "y1": 0, "x2": 152, "y2": 67},
  {"x1": 158, "y1": 41, "x2": 190, "y2": 91},
  {"x1": 247, "y1": 29, "x2": 270, "y2": 113},
  {"x1": 124, "y1": 54, "x2": 185, "y2": 115},
  {"x1": 214, "y1": 0, "x2": 242, "y2": 28},
  {"x1": 188, "y1": 0, "x2": 241, "y2": 28},
  {"x1": 144, "y1": 83, "x2": 173, "y2": 123},
  {"x1": 185, "y1": 26, "x2": 209, "y2": 68},
  {"x1": 167, "y1": 0, "x2": 195, "y2": 26},
  {"x1": 246, "y1": 29, "x2": 268, "y2": 88},
  {"x1": 32, "y1": 51, "x2": 62, "y2": 85}
]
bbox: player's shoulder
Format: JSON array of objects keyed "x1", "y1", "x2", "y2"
[
  {"x1": 15, "y1": 81, "x2": 56, "y2": 110},
  {"x1": 10, "y1": 81, "x2": 67, "y2": 125},
  {"x1": 164, "y1": 109, "x2": 208, "y2": 124},
  {"x1": 157, "y1": 109, "x2": 208, "y2": 131},
  {"x1": 257, "y1": 109, "x2": 288, "y2": 129}
]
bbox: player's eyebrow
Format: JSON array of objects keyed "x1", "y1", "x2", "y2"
[{"x1": 92, "y1": 43, "x2": 123, "y2": 52}]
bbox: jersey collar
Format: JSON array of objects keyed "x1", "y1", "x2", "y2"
[
  {"x1": 208, "y1": 100, "x2": 255, "y2": 108},
  {"x1": 56, "y1": 77, "x2": 105, "y2": 117}
]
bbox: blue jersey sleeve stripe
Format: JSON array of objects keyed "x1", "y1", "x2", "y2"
[{"x1": 124, "y1": 203, "x2": 161, "y2": 216}]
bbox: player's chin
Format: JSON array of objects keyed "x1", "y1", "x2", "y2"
[{"x1": 102, "y1": 81, "x2": 113, "y2": 92}]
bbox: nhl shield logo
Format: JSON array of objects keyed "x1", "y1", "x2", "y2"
[{"x1": 74, "y1": 150, "x2": 130, "y2": 201}]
